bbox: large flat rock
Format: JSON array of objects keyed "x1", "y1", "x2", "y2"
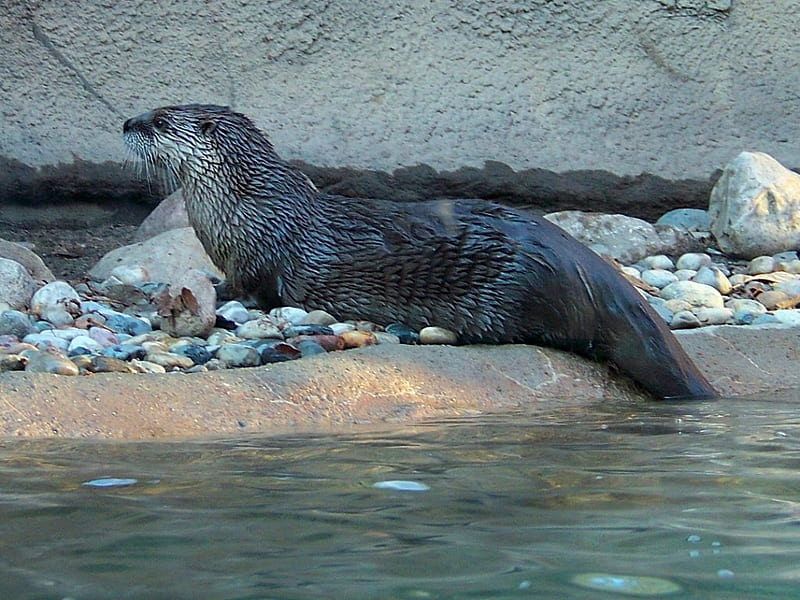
[{"x1": 0, "y1": 325, "x2": 796, "y2": 440}]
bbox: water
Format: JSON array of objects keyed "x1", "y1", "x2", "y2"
[{"x1": 2, "y1": 393, "x2": 800, "y2": 599}]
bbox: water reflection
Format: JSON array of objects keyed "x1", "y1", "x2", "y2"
[{"x1": 1, "y1": 392, "x2": 799, "y2": 599}]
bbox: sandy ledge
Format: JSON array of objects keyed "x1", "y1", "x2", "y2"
[{"x1": 0, "y1": 325, "x2": 797, "y2": 440}]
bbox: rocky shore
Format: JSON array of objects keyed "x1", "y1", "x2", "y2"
[{"x1": 1, "y1": 150, "x2": 799, "y2": 439}]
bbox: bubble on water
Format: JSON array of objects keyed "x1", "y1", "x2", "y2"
[
  {"x1": 571, "y1": 573, "x2": 681, "y2": 596},
  {"x1": 518, "y1": 580, "x2": 531, "y2": 590},
  {"x1": 689, "y1": 550, "x2": 700, "y2": 558},
  {"x1": 373, "y1": 480, "x2": 430, "y2": 492},
  {"x1": 717, "y1": 569, "x2": 735, "y2": 579},
  {"x1": 686, "y1": 534, "x2": 702, "y2": 543},
  {"x1": 82, "y1": 478, "x2": 138, "y2": 488}
]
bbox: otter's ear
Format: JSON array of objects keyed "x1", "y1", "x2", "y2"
[{"x1": 199, "y1": 119, "x2": 217, "y2": 136}]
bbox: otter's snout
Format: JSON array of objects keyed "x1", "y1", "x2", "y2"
[{"x1": 123, "y1": 112, "x2": 152, "y2": 133}]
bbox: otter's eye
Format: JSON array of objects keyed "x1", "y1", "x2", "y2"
[{"x1": 153, "y1": 117, "x2": 168, "y2": 132}]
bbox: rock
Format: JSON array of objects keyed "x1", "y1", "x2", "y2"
[
  {"x1": 23, "y1": 348, "x2": 79, "y2": 375},
  {"x1": 101, "y1": 344, "x2": 146, "y2": 361},
  {"x1": 85, "y1": 355, "x2": 137, "y2": 374},
  {"x1": 544, "y1": 210, "x2": 663, "y2": 264},
  {"x1": 339, "y1": 329, "x2": 378, "y2": 348},
  {"x1": 670, "y1": 310, "x2": 701, "y2": 329},
  {"x1": 746, "y1": 255, "x2": 777, "y2": 275},
  {"x1": 0, "y1": 310, "x2": 35, "y2": 338},
  {"x1": 134, "y1": 189, "x2": 190, "y2": 242},
  {"x1": 0, "y1": 354, "x2": 27, "y2": 372},
  {"x1": 329, "y1": 322, "x2": 356, "y2": 335},
  {"x1": 660, "y1": 280, "x2": 724, "y2": 309},
  {"x1": 641, "y1": 269, "x2": 677, "y2": 289},
  {"x1": 67, "y1": 335, "x2": 104, "y2": 356},
  {"x1": 773, "y1": 309, "x2": 800, "y2": 326},
  {"x1": 282, "y1": 324, "x2": 335, "y2": 337},
  {"x1": 708, "y1": 151, "x2": 800, "y2": 258},
  {"x1": 236, "y1": 318, "x2": 283, "y2": 340},
  {"x1": 268, "y1": 306, "x2": 309, "y2": 325},
  {"x1": 300, "y1": 310, "x2": 338, "y2": 326},
  {"x1": 30, "y1": 281, "x2": 81, "y2": 318},
  {"x1": 385, "y1": 323, "x2": 420, "y2": 344},
  {"x1": 419, "y1": 326, "x2": 459, "y2": 345},
  {"x1": 89, "y1": 227, "x2": 223, "y2": 285},
  {"x1": 0, "y1": 258, "x2": 37, "y2": 310},
  {"x1": 145, "y1": 351, "x2": 194, "y2": 370},
  {"x1": 0, "y1": 239, "x2": 55, "y2": 282},
  {"x1": 656, "y1": 208, "x2": 710, "y2": 231},
  {"x1": 216, "y1": 343, "x2": 261, "y2": 368},
  {"x1": 674, "y1": 269, "x2": 697, "y2": 281},
  {"x1": 692, "y1": 266, "x2": 732, "y2": 294},
  {"x1": 129, "y1": 359, "x2": 167, "y2": 374},
  {"x1": 156, "y1": 269, "x2": 217, "y2": 338},
  {"x1": 642, "y1": 254, "x2": 675, "y2": 270},
  {"x1": 777, "y1": 259, "x2": 800, "y2": 274},
  {"x1": 694, "y1": 307, "x2": 734, "y2": 325},
  {"x1": 104, "y1": 313, "x2": 152, "y2": 336},
  {"x1": 727, "y1": 298, "x2": 768, "y2": 324},
  {"x1": 775, "y1": 278, "x2": 800, "y2": 295},
  {"x1": 676, "y1": 252, "x2": 712, "y2": 271},
  {"x1": 373, "y1": 331, "x2": 401, "y2": 344},
  {"x1": 172, "y1": 343, "x2": 212, "y2": 365},
  {"x1": 756, "y1": 290, "x2": 789, "y2": 310},
  {"x1": 109, "y1": 265, "x2": 150, "y2": 285},
  {"x1": 286, "y1": 334, "x2": 344, "y2": 352},
  {"x1": 216, "y1": 300, "x2": 251, "y2": 324}
]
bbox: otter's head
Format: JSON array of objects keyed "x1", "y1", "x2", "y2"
[{"x1": 123, "y1": 104, "x2": 276, "y2": 189}]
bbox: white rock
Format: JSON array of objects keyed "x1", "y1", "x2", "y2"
[
  {"x1": 135, "y1": 189, "x2": 190, "y2": 242},
  {"x1": 30, "y1": 281, "x2": 81, "y2": 316},
  {"x1": 268, "y1": 306, "x2": 308, "y2": 325},
  {"x1": 773, "y1": 309, "x2": 800, "y2": 326},
  {"x1": 544, "y1": 211, "x2": 664, "y2": 264},
  {"x1": 68, "y1": 335, "x2": 104, "y2": 355},
  {"x1": 694, "y1": 307, "x2": 734, "y2": 325},
  {"x1": 109, "y1": 264, "x2": 150, "y2": 285},
  {"x1": 0, "y1": 239, "x2": 55, "y2": 282},
  {"x1": 642, "y1": 254, "x2": 675, "y2": 270},
  {"x1": 661, "y1": 280, "x2": 724, "y2": 309},
  {"x1": 216, "y1": 300, "x2": 251, "y2": 324},
  {"x1": 236, "y1": 318, "x2": 283, "y2": 339},
  {"x1": 674, "y1": 269, "x2": 697, "y2": 281},
  {"x1": 775, "y1": 278, "x2": 800, "y2": 295},
  {"x1": 708, "y1": 151, "x2": 800, "y2": 258},
  {"x1": 621, "y1": 266, "x2": 641, "y2": 279}
]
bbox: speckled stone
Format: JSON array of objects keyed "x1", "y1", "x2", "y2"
[
  {"x1": 23, "y1": 348, "x2": 79, "y2": 375},
  {"x1": 236, "y1": 318, "x2": 283, "y2": 340},
  {"x1": 85, "y1": 355, "x2": 138, "y2": 374},
  {"x1": 0, "y1": 310, "x2": 35, "y2": 339},
  {"x1": 129, "y1": 359, "x2": 167, "y2": 374},
  {"x1": 692, "y1": 266, "x2": 732, "y2": 294},
  {"x1": 268, "y1": 306, "x2": 308, "y2": 325}
]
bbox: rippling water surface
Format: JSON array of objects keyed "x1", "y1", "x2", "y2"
[{"x1": 2, "y1": 393, "x2": 800, "y2": 599}]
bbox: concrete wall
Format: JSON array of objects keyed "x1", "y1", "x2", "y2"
[{"x1": 2, "y1": 1, "x2": 799, "y2": 179}]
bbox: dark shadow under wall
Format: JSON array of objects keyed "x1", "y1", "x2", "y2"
[{"x1": 0, "y1": 156, "x2": 721, "y2": 230}]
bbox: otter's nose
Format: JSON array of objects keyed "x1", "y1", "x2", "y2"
[{"x1": 123, "y1": 111, "x2": 152, "y2": 133}]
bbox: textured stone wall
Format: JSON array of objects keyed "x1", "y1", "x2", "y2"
[{"x1": 1, "y1": 1, "x2": 798, "y2": 178}]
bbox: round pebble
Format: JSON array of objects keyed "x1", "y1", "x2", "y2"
[
  {"x1": 773, "y1": 309, "x2": 800, "y2": 327},
  {"x1": 329, "y1": 322, "x2": 356, "y2": 335},
  {"x1": 105, "y1": 313, "x2": 152, "y2": 336},
  {"x1": 216, "y1": 343, "x2": 261, "y2": 368},
  {"x1": 670, "y1": 310, "x2": 701, "y2": 329},
  {"x1": 216, "y1": 300, "x2": 251, "y2": 324},
  {"x1": 660, "y1": 280, "x2": 724, "y2": 309},
  {"x1": 727, "y1": 298, "x2": 768, "y2": 324},
  {"x1": 172, "y1": 344, "x2": 212, "y2": 365},
  {"x1": 385, "y1": 323, "x2": 420, "y2": 344},
  {"x1": 292, "y1": 340, "x2": 327, "y2": 358},
  {"x1": 85, "y1": 355, "x2": 137, "y2": 374},
  {"x1": 340, "y1": 329, "x2": 377, "y2": 348},
  {"x1": 287, "y1": 334, "x2": 344, "y2": 352},
  {"x1": 692, "y1": 266, "x2": 732, "y2": 294},
  {"x1": 373, "y1": 331, "x2": 401, "y2": 344},
  {"x1": 283, "y1": 324, "x2": 335, "y2": 337},
  {"x1": 641, "y1": 269, "x2": 677, "y2": 289},
  {"x1": 268, "y1": 306, "x2": 308, "y2": 325},
  {"x1": 67, "y1": 335, "x2": 104, "y2": 356},
  {"x1": 756, "y1": 290, "x2": 790, "y2": 310},
  {"x1": 236, "y1": 318, "x2": 283, "y2": 340},
  {"x1": 777, "y1": 258, "x2": 800, "y2": 274},
  {"x1": 109, "y1": 265, "x2": 150, "y2": 285},
  {"x1": 129, "y1": 359, "x2": 167, "y2": 374},
  {"x1": 674, "y1": 269, "x2": 697, "y2": 281},
  {"x1": 643, "y1": 254, "x2": 675, "y2": 270},
  {"x1": 24, "y1": 349, "x2": 79, "y2": 375},
  {"x1": 0, "y1": 354, "x2": 27, "y2": 372},
  {"x1": 0, "y1": 310, "x2": 35, "y2": 338},
  {"x1": 676, "y1": 252, "x2": 711, "y2": 271},
  {"x1": 30, "y1": 281, "x2": 80, "y2": 315},
  {"x1": 145, "y1": 351, "x2": 194, "y2": 370},
  {"x1": 419, "y1": 326, "x2": 458, "y2": 345},
  {"x1": 694, "y1": 307, "x2": 733, "y2": 326},
  {"x1": 299, "y1": 309, "x2": 337, "y2": 326},
  {"x1": 775, "y1": 279, "x2": 800, "y2": 296},
  {"x1": 747, "y1": 255, "x2": 776, "y2": 275}
]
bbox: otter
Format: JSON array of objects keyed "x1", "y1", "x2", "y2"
[{"x1": 123, "y1": 104, "x2": 716, "y2": 400}]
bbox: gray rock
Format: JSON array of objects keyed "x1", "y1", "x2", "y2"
[
  {"x1": 108, "y1": 265, "x2": 150, "y2": 285},
  {"x1": 661, "y1": 280, "x2": 724, "y2": 309},
  {"x1": 67, "y1": 335, "x2": 104, "y2": 356},
  {"x1": 268, "y1": 306, "x2": 309, "y2": 325},
  {"x1": 216, "y1": 300, "x2": 251, "y2": 324},
  {"x1": 775, "y1": 279, "x2": 800, "y2": 295},
  {"x1": 30, "y1": 281, "x2": 81, "y2": 318},
  {"x1": 727, "y1": 298, "x2": 768, "y2": 324},
  {"x1": 694, "y1": 307, "x2": 734, "y2": 326},
  {"x1": 642, "y1": 254, "x2": 675, "y2": 270},
  {"x1": 708, "y1": 151, "x2": 800, "y2": 258},
  {"x1": 0, "y1": 310, "x2": 35, "y2": 338},
  {"x1": 419, "y1": 326, "x2": 458, "y2": 345},
  {"x1": 23, "y1": 348, "x2": 79, "y2": 375},
  {"x1": 300, "y1": 309, "x2": 338, "y2": 326},
  {"x1": 773, "y1": 309, "x2": 800, "y2": 326},
  {"x1": 217, "y1": 343, "x2": 261, "y2": 368},
  {"x1": 544, "y1": 211, "x2": 663, "y2": 264},
  {"x1": 656, "y1": 208, "x2": 710, "y2": 231},
  {"x1": 236, "y1": 318, "x2": 283, "y2": 339},
  {"x1": 0, "y1": 258, "x2": 37, "y2": 310},
  {"x1": 674, "y1": 269, "x2": 697, "y2": 281},
  {"x1": 777, "y1": 259, "x2": 800, "y2": 274}
]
